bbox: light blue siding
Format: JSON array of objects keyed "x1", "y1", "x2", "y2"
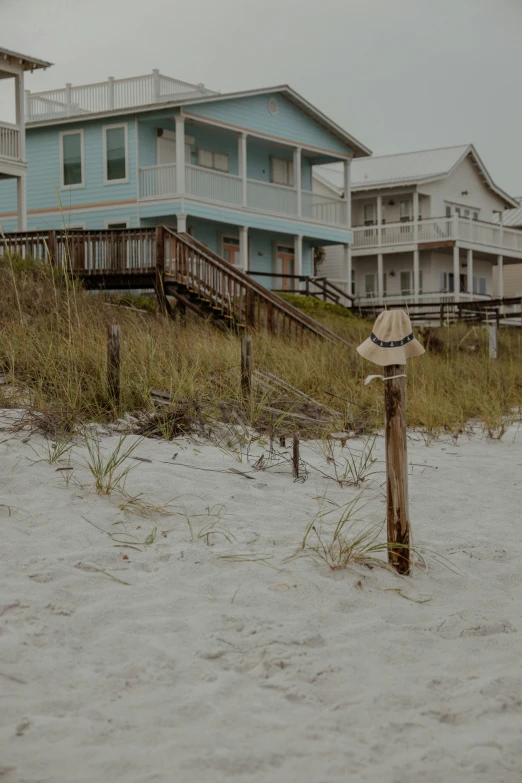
[{"x1": 185, "y1": 93, "x2": 352, "y2": 156}]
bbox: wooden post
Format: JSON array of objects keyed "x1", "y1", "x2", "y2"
[
  {"x1": 439, "y1": 302, "x2": 445, "y2": 327},
  {"x1": 488, "y1": 322, "x2": 498, "y2": 360},
  {"x1": 246, "y1": 287, "x2": 256, "y2": 327},
  {"x1": 47, "y1": 230, "x2": 57, "y2": 267},
  {"x1": 240, "y1": 334, "x2": 252, "y2": 400},
  {"x1": 155, "y1": 225, "x2": 167, "y2": 315},
  {"x1": 107, "y1": 324, "x2": 121, "y2": 408},
  {"x1": 384, "y1": 364, "x2": 410, "y2": 575},
  {"x1": 292, "y1": 431, "x2": 300, "y2": 479}
]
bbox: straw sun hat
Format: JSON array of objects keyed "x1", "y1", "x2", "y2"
[{"x1": 357, "y1": 310, "x2": 425, "y2": 367}]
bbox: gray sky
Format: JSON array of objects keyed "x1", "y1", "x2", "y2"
[{"x1": 2, "y1": 0, "x2": 522, "y2": 194}]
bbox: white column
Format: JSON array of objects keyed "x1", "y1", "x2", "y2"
[
  {"x1": 239, "y1": 226, "x2": 249, "y2": 272},
  {"x1": 413, "y1": 249, "x2": 420, "y2": 302},
  {"x1": 293, "y1": 147, "x2": 302, "y2": 217},
  {"x1": 108, "y1": 76, "x2": 115, "y2": 110},
  {"x1": 175, "y1": 114, "x2": 185, "y2": 196},
  {"x1": 376, "y1": 195, "x2": 382, "y2": 246},
  {"x1": 467, "y1": 248, "x2": 473, "y2": 296},
  {"x1": 343, "y1": 243, "x2": 352, "y2": 298},
  {"x1": 377, "y1": 253, "x2": 384, "y2": 301},
  {"x1": 453, "y1": 244, "x2": 460, "y2": 302},
  {"x1": 238, "y1": 133, "x2": 247, "y2": 207},
  {"x1": 17, "y1": 175, "x2": 27, "y2": 231},
  {"x1": 413, "y1": 190, "x2": 419, "y2": 243},
  {"x1": 294, "y1": 235, "x2": 303, "y2": 289},
  {"x1": 14, "y1": 74, "x2": 26, "y2": 161},
  {"x1": 177, "y1": 214, "x2": 187, "y2": 233},
  {"x1": 152, "y1": 69, "x2": 161, "y2": 103},
  {"x1": 497, "y1": 255, "x2": 504, "y2": 299},
  {"x1": 65, "y1": 82, "x2": 72, "y2": 115},
  {"x1": 343, "y1": 159, "x2": 351, "y2": 226}
]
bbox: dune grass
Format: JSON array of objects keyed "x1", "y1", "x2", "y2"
[{"x1": 1, "y1": 251, "x2": 521, "y2": 438}]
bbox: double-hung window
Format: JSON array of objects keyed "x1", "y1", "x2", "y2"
[
  {"x1": 104, "y1": 124, "x2": 128, "y2": 184},
  {"x1": 197, "y1": 149, "x2": 229, "y2": 173},
  {"x1": 60, "y1": 130, "x2": 84, "y2": 189},
  {"x1": 270, "y1": 157, "x2": 294, "y2": 187}
]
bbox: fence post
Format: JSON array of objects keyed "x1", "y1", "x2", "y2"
[
  {"x1": 384, "y1": 364, "x2": 410, "y2": 575},
  {"x1": 107, "y1": 325, "x2": 121, "y2": 408},
  {"x1": 246, "y1": 288, "x2": 256, "y2": 327},
  {"x1": 47, "y1": 230, "x2": 57, "y2": 266},
  {"x1": 240, "y1": 334, "x2": 252, "y2": 400},
  {"x1": 439, "y1": 302, "x2": 445, "y2": 327},
  {"x1": 292, "y1": 431, "x2": 300, "y2": 479},
  {"x1": 488, "y1": 321, "x2": 498, "y2": 360},
  {"x1": 155, "y1": 225, "x2": 167, "y2": 315}
]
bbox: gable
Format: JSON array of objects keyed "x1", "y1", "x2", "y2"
[{"x1": 182, "y1": 93, "x2": 352, "y2": 157}]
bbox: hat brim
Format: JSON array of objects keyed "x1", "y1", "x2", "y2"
[{"x1": 357, "y1": 336, "x2": 425, "y2": 366}]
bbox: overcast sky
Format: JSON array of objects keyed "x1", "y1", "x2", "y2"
[{"x1": 2, "y1": 0, "x2": 521, "y2": 194}]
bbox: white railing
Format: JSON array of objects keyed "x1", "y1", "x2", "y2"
[
  {"x1": 26, "y1": 72, "x2": 217, "y2": 122},
  {"x1": 353, "y1": 216, "x2": 522, "y2": 256},
  {"x1": 247, "y1": 179, "x2": 298, "y2": 217},
  {"x1": 0, "y1": 122, "x2": 21, "y2": 160},
  {"x1": 302, "y1": 191, "x2": 347, "y2": 226},
  {"x1": 357, "y1": 291, "x2": 491, "y2": 305},
  {"x1": 185, "y1": 164, "x2": 242, "y2": 206},
  {"x1": 140, "y1": 164, "x2": 177, "y2": 199}
]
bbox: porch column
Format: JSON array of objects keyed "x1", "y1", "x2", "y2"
[
  {"x1": 344, "y1": 243, "x2": 352, "y2": 297},
  {"x1": 376, "y1": 195, "x2": 382, "y2": 246},
  {"x1": 497, "y1": 255, "x2": 504, "y2": 299},
  {"x1": 17, "y1": 175, "x2": 27, "y2": 231},
  {"x1": 343, "y1": 159, "x2": 351, "y2": 226},
  {"x1": 239, "y1": 226, "x2": 249, "y2": 272},
  {"x1": 293, "y1": 147, "x2": 302, "y2": 217},
  {"x1": 467, "y1": 249, "x2": 473, "y2": 296},
  {"x1": 413, "y1": 249, "x2": 420, "y2": 302},
  {"x1": 177, "y1": 214, "x2": 187, "y2": 233},
  {"x1": 175, "y1": 114, "x2": 185, "y2": 195},
  {"x1": 413, "y1": 191, "x2": 419, "y2": 243},
  {"x1": 377, "y1": 253, "x2": 384, "y2": 301},
  {"x1": 14, "y1": 73, "x2": 26, "y2": 161},
  {"x1": 238, "y1": 132, "x2": 247, "y2": 207},
  {"x1": 453, "y1": 244, "x2": 460, "y2": 302},
  {"x1": 294, "y1": 234, "x2": 303, "y2": 290}
]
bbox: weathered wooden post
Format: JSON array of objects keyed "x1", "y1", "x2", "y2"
[
  {"x1": 439, "y1": 302, "x2": 445, "y2": 327},
  {"x1": 292, "y1": 431, "x2": 300, "y2": 479},
  {"x1": 155, "y1": 225, "x2": 167, "y2": 315},
  {"x1": 107, "y1": 324, "x2": 121, "y2": 408},
  {"x1": 240, "y1": 333, "x2": 252, "y2": 400},
  {"x1": 488, "y1": 321, "x2": 498, "y2": 360},
  {"x1": 357, "y1": 310, "x2": 425, "y2": 575},
  {"x1": 47, "y1": 229, "x2": 57, "y2": 267}
]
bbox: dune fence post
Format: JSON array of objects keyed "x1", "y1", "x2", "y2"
[
  {"x1": 107, "y1": 324, "x2": 121, "y2": 409},
  {"x1": 292, "y1": 431, "x2": 300, "y2": 479},
  {"x1": 488, "y1": 321, "x2": 498, "y2": 360},
  {"x1": 384, "y1": 364, "x2": 410, "y2": 575},
  {"x1": 240, "y1": 333, "x2": 252, "y2": 400}
]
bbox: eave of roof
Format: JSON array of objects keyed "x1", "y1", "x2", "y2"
[{"x1": 0, "y1": 46, "x2": 53, "y2": 71}]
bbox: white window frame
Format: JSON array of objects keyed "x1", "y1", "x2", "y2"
[
  {"x1": 399, "y1": 269, "x2": 422, "y2": 295},
  {"x1": 65, "y1": 223, "x2": 86, "y2": 230},
  {"x1": 399, "y1": 200, "x2": 412, "y2": 222},
  {"x1": 104, "y1": 219, "x2": 130, "y2": 229},
  {"x1": 270, "y1": 157, "x2": 294, "y2": 187},
  {"x1": 363, "y1": 203, "x2": 376, "y2": 226},
  {"x1": 197, "y1": 148, "x2": 229, "y2": 173},
  {"x1": 365, "y1": 273, "x2": 376, "y2": 296},
  {"x1": 59, "y1": 129, "x2": 85, "y2": 190},
  {"x1": 103, "y1": 123, "x2": 129, "y2": 185}
]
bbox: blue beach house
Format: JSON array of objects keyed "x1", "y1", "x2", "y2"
[{"x1": 0, "y1": 71, "x2": 370, "y2": 293}]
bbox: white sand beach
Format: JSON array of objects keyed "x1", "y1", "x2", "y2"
[{"x1": 1, "y1": 411, "x2": 521, "y2": 783}]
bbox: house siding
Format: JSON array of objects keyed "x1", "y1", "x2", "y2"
[{"x1": 421, "y1": 155, "x2": 506, "y2": 221}]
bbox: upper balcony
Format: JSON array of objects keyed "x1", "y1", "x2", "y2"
[
  {"x1": 353, "y1": 215, "x2": 522, "y2": 258},
  {"x1": 0, "y1": 121, "x2": 21, "y2": 162}
]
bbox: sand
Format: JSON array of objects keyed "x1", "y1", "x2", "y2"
[{"x1": 1, "y1": 410, "x2": 521, "y2": 783}]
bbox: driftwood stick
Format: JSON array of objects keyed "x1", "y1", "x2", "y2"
[
  {"x1": 107, "y1": 324, "x2": 121, "y2": 408},
  {"x1": 384, "y1": 364, "x2": 410, "y2": 575},
  {"x1": 292, "y1": 431, "x2": 300, "y2": 479},
  {"x1": 241, "y1": 334, "x2": 253, "y2": 399}
]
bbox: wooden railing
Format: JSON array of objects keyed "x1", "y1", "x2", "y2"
[
  {"x1": 247, "y1": 271, "x2": 354, "y2": 308},
  {"x1": 164, "y1": 230, "x2": 352, "y2": 344}
]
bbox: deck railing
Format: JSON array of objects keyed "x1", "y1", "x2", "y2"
[
  {"x1": 140, "y1": 164, "x2": 177, "y2": 199},
  {"x1": 353, "y1": 216, "x2": 522, "y2": 255},
  {"x1": 185, "y1": 164, "x2": 242, "y2": 206},
  {"x1": 26, "y1": 72, "x2": 217, "y2": 122},
  {"x1": 0, "y1": 121, "x2": 21, "y2": 160},
  {"x1": 302, "y1": 191, "x2": 347, "y2": 225}
]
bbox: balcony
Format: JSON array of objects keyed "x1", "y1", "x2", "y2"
[
  {"x1": 0, "y1": 121, "x2": 21, "y2": 162},
  {"x1": 353, "y1": 216, "x2": 522, "y2": 257},
  {"x1": 139, "y1": 163, "x2": 348, "y2": 227}
]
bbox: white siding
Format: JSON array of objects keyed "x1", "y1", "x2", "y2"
[
  {"x1": 320, "y1": 244, "x2": 344, "y2": 281},
  {"x1": 494, "y1": 264, "x2": 522, "y2": 297}
]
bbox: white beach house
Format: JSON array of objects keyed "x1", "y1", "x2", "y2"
[{"x1": 314, "y1": 145, "x2": 521, "y2": 303}]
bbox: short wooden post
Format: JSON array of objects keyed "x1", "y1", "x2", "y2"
[
  {"x1": 384, "y1": 364, "x2": 410, "y2": 574},
  {"x1": 292, "y1": 431, "x2": 300, "y2": 479},
  {"x1": 488, "y1": 322, "x2": 498, "y2": 360},
  {"x1": 439, "y1": 302, "x2": 445, "y2": 327},
  {"x1": 107, "y1": 324, "x2": 121, "y2": 407},
  {"x1": 246, "y1": 287, "x2": 256, "y2": 327},
  {"x1": 47, "y1": 230, "x2": 57, "y2": 266},
  {"x1": 155, "y1": 225, "x2": 167, "y2": 315},
  {"x1": 240, "y1": 334, "x2": 252, "y2": 400}
]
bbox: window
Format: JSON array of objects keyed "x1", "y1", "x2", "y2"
[
  {"x1": 473, "y1": 211, "x2": 479, "y2": 221},
  {"x1": 363, "y1": 203, "x2": 376, "y2": 226},
  {"x1": 105, "y1": 221, "x2": 129, "y2": 229},
  {"x1": 157, "y1": 130, "x2": 194, "y2": 165},
  {"x1": 60, "y1": 130, "x2": 84, "y2": 188},
  {"x1": 351, "y1": 268, "x2": 355, "y2": 296},
  {"x1": 473, "y1": 276, "x2": 487, "y2": 295},
  {"x1": 222, "y1": 236, "x2": 240, "y2": 265},
  {"x1": 400, "y1": 270, "x2": 423, "y2": 295},
  {"x1": 365, "y1": 273, "x2": 376, "y2": 296},
  {"x1": 399, "y1": 200, "x2": 412, "y2": 222},
  {"x1": 198, "y1": 148, "x2": 229, "y2": 172},
  {"x1": 104, "y1": 124, "x2": 128, "y2": 184},
  {"x1": 446, "y1": 206, "x2": 452, "y2": 218},
  {"x1": 270, "y1": 157, "x2": 293, "y2": 186}
]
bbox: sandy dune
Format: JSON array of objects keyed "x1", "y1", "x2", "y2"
[{"x1": 1, "y1": 410, "x2": 521, "y2": 783}]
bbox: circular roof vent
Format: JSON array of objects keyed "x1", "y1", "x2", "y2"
[{"x1": 268, "y1": 98, "x2": 279, "y2": 116}]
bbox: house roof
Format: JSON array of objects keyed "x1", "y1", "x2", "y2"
[
  {"x1": 501, "y1": 199, "x2": 522, "y2": 227},
  {"x1": 26, "y1": 77, "x2": 371, "y2": 158},
  {"x1": 315, "y1": 144, "x2": 518, "y2": 208},
  {"x1": 0, "y1": 46, "x2": 53, "y2": 72}
]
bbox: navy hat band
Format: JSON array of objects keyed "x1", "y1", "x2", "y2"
[{"x1": 370, "y1": 332, "x2": 414, "y2": 348}]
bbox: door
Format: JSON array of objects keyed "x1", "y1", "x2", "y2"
[
  {"x1": 276, "y1": 245, "x2": 294, "y2": 291},
  {"x1": 223, "y1": 236, "x2": 240, "y2": 266}
]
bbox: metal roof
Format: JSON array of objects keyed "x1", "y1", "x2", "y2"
[
  {"x1": 501, "y1": 199, "x2": 522, "y2": 227},
  {"x1": 315, "y1": 144, "x2": 518, "y2": 208},
  {"x1": 0, "y1": 46, "x2": 53, "y2": 71}
]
